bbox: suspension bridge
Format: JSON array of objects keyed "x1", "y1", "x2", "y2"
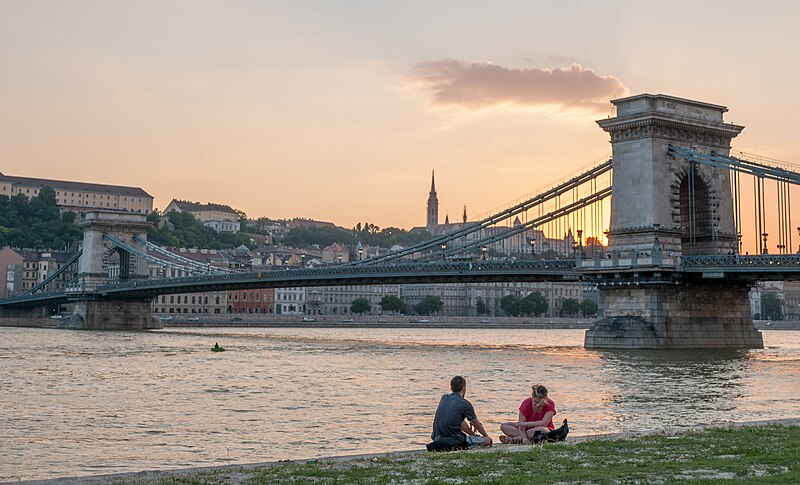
[{"x1": 2, "y1": 94, "x2": 799, "y2": 349}]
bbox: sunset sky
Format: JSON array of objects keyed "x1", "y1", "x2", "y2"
[{"x1": 2, "y1": 1, "x2": 799, "y2": 230}]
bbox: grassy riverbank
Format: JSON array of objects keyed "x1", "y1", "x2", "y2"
[{"x1": 95, "y1": 423, "x2": 799, "y2": 484}]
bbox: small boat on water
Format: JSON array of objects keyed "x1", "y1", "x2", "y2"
[{"x1": 212, "y1": 342, "x2": 225, "y2": 352}]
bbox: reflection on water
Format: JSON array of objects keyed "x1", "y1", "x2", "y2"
[
  {"x1": 0, "y1": 327, "x2": 798, "y2": 481},
  {"x1": 596, "y1": 349, "x2": 752, "y2": 428}
]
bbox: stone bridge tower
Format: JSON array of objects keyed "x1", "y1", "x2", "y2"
[
  {"x1": 598, "y1": 94, "x2": 742, "y2": 256},
  {"x1": 585, "y1": 94, "x2": 762, "y2": 349},
  {"x1": 77, "y1": 211, "x2": 151, "y2": 291},
  {"x1": 72, "y1": 210, "x2": 159, "y2": 330}
]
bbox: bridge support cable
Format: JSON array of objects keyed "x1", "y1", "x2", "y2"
[
  {"x1": 787, "y1": 181, "x2": 793, "y2": 253},
  {"x1": 688, "y1": 155, "x2": 697, "y2": 255},
  {"x1": 352, "y1": 158, "x2": 612, "y2": 266},
  {"x1": 133, "y1": 236, "x2": 233, "y2": 274},
  {"x1": 23, "y1": 249, "x2": 82, "y2": 295},
  {"x1": 669, "y1": 145, "x2": 800, "y2": 255},
  {"x1": 756, "y1": 176, "x2": 765, "y2": 254},
  {"x1": 426, "y1": 187, "x2": 612, "y2": 260},
  {"x1": 776, "y1": 179, "x2": 793, "y2": 254},
  {"x1": 711, "y1": 165, "x2": 719, "y2": 248},
  {"x1": 732, "y1": 169, "x2": 742, "y2": 252}
]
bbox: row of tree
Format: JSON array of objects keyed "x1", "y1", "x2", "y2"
[{"x1": 348, "y1": 293, "x2": 598, "y2": 317}]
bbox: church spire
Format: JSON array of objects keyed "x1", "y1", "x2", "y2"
[{"x1": 426, "y1": 170, "x2": 439, "y2": 233}]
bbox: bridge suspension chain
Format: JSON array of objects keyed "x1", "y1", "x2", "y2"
[
  {"x1": 133, "y1": 236, "x2": 234, "y2": 274},
  {"x1": 23, "y1": 249, "x2": 82, "y2": 295},
  {"x1": 353, "y1": 158, "x2": 612, "y2": 266},
  {"x1": 423, "y1": 187, "x2": 611, "y2": 261},
  {"x1": 103, "y1": 234, "x2": 217, "y2": 278}
]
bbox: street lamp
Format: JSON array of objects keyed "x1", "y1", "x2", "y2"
[
  {"x1": 440, "y1": 242, "x2": 447, "y2": 261},
  {"x1": 338, "y1": 254, "x2": 343, "y2": 264},
  {"x1": 529, "y1": 237, "x2": 536, "y2": 258},
  {"x1": 301, "y1": 254, "x2": 306, "y2": 267},
  {"x1": 737, "y1": 233, "x2": 743, "y2": 254},
  {"x1": 762, "y1": 233, "x2": 769, "y2": 254},
  {"x1": 358, "y1": 246, "x2": 363, "y2": 260},
  {"x1": 778, "y1": 244, "x2": 785, "y2": 255},
  {"x1": 481, "y1": 246, "x2": 488, "y2": 260},
  {"x1": 576, "y1": 230, "x2": 583, "y2": 259},
  {"x1": 797, "y1": 227, "x2": 800, "y2": 253}
]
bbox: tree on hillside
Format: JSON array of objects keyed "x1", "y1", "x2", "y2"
[
  {"x1": 352, "y1": 221, "x2": 431, "y2": 248},
  {"x1": 351, "y1": 297, "x2": 371, "y2": 314},
  {"x1": 379, "y1": 295, "x2": 406, "y2": 314},
  {"x1": 147, "y1": 211, "x2": 254, "y2": 250},
  {"x1": 415, "y1": 296, "x2": 443, "y2": 316},
  {"x1": 0, "y1": 187, "x2": 82, "y2": 249},
  {"x1": 281, "y1": 226, "x2": 356, "y2": 248}
]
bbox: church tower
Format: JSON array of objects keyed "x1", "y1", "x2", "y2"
[{"x1": 426, "y1": 171, "x2": 439, "y2": 233}]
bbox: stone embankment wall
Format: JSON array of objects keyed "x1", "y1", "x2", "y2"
[
  {"x1": 162, "y1": 315, "x2": 595, "y2": 329},
  {"x1": 0, "y1": 318, "x2": 57, "y2": 328}
]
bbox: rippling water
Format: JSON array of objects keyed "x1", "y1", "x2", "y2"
[{"x1": 1, "y1": 327, "x2": 798, "y2": 481}]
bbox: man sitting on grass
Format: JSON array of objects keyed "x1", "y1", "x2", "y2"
[{"x1": 427, "y1": 375, "x2": 493, "y2": 451}]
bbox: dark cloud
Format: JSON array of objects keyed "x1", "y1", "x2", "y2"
[{"x1": 410, "y1": 60, "x2": 626, "y2": 112}]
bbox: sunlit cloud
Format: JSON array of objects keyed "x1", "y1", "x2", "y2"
[{"x1": 410, "y1": 60, "x2": 627, "y2": 112}]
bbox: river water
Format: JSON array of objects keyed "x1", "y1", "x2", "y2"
[{"x1": 1, "y1": 327, "x2": 799, "y2": 481}]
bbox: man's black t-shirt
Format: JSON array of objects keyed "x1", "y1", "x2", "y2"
[{"x1": 431, "y1": 392, "x2": 477, "y2": 443}]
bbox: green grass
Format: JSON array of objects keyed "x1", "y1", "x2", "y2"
[{"x1": 123, "y1": 424, "x2": 799, "y2": 484}]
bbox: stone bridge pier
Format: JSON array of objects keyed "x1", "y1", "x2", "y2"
[{"x1": 584, "y1": 94, "x2": 763, "y2": 349}]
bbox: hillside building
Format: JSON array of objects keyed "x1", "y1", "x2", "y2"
[{"x1": 0, "y1": 172, "x2": 153, "y2": 214}]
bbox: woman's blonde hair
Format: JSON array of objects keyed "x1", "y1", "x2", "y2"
[{"x1": 532, "y1": 384, "x2": 548, "y2": 411}]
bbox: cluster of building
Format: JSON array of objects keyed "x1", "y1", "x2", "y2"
[{"x1": 2, "y1": 171, "x2": 799, "y2": 320}]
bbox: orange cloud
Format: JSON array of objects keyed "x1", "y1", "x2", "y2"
[{"x1": 411, "y1": 60, "x2": 627, "y2": 112}]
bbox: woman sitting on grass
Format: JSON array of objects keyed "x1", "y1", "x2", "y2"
[{"x1": 499, "y1": 384, "x2": 556, "y2": 444}]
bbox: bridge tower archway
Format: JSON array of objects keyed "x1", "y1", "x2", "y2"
[
  {"x1": 678, "y1": 170, "x2": 714, "y2": 256},
  {"x1": 77, "y1": 211, "x2": 151, "y2": 292}
]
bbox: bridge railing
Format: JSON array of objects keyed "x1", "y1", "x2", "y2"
[
  {"x1": 95, "y1": 259, "x2": 579, "y2": 293},
  {"x1": 680, "y1": 254, "x2": 800, "y2": 268}
]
